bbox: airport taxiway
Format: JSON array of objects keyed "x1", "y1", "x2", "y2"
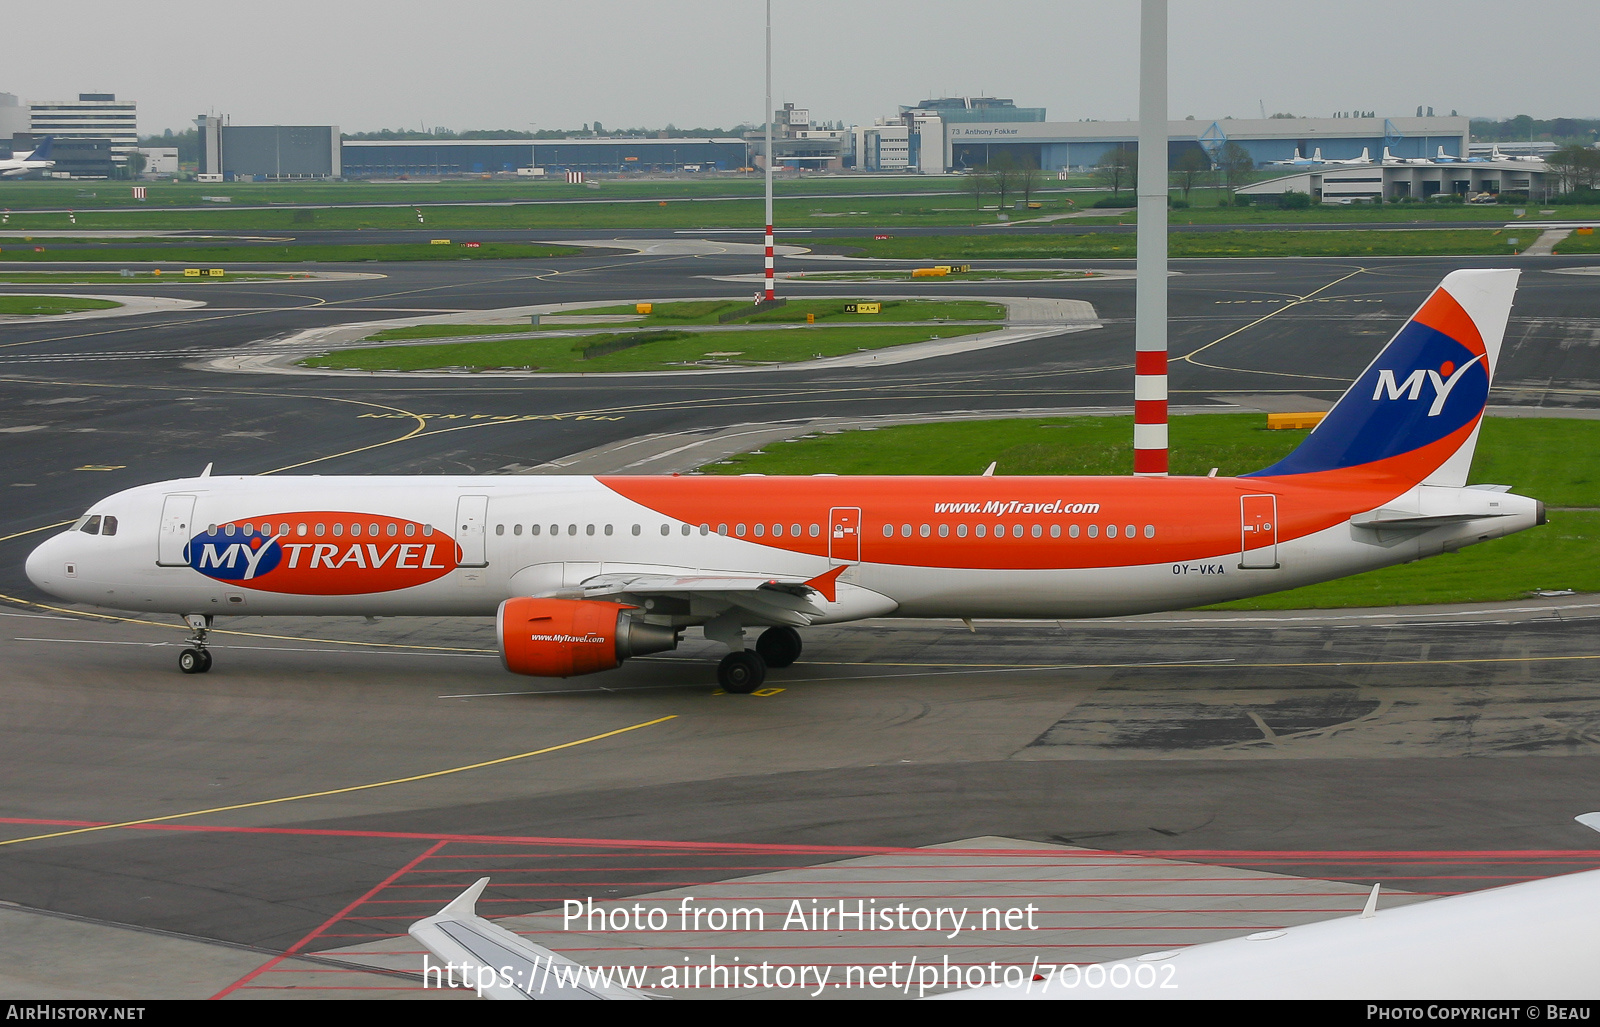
[{"x1": 2, "y1": 242, "x2": 1599, "y2": 998}]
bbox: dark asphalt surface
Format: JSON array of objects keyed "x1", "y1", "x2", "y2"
[{"x1": 2, "y1": 242, "x2": 1599, "y2": 961}]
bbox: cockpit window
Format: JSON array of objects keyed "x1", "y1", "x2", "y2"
[
  {"x1": 101, "y1": 516, "x2": 118, "y2": 536},
  {"x1": 80, "y1": 515, "x2": 102, "y2": 535}
]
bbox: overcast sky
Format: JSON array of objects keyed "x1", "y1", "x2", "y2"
[{"x1": 8, "y1": 1, "x2": 1597, "y2": 135}]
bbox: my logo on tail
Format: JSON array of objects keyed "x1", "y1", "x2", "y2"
[{"x1": 1372, "y1": 354, "x2": 1486, "y2": 416}]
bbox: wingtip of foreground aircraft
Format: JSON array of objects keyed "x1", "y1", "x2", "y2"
[{"x1": 408, "y1": 813, "x2": 1600, "y2": 1000}]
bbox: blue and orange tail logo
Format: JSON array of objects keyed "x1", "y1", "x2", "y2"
[{"x1": 1248, "y1": 269, "x2": 1518, "y2": 484}]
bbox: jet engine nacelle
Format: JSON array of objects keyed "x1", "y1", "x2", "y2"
[{"x1": 496, "y1": 597, "x2": 678, "y2": 677}]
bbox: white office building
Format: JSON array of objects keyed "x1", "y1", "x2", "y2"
[
  {"x1": 30, "y1": 93, "x2": 138, "y2": 168},
  {"x1": 137, "y1": 147, "x2": 178, "y2": 177},
  {"x1": 0, "y1": 93, "x2": 30, "y2": 145},
  {"x1": 854, "y1": 120, "x2": 910, "y2": 171}
]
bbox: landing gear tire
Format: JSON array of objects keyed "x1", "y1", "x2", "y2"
[
  {"x1": 755, "y1": 626, "x2": 802, "y2": 669},
  {"x1": 179, "y1": 647, "x2": 211, "y2": 674},
  {"x1": 717, "y1": 650, "x2": 767, "y2": 694}
]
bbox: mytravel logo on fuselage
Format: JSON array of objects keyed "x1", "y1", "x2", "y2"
[{"x1": 187, "y1": 512, "x2": 458, "y2": 595}]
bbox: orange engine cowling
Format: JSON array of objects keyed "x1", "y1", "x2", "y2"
[{"x1": 497, "y1": 597, "x2": 678, "y2": 677}]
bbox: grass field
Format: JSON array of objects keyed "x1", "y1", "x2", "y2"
[
  {"x1": 0, "y1": 270, "x2": 316, "y2": 284},
  {"x1": 364, "y1": 299, "x2": 1007, "y2": 341},
  {"x1": 0, "y1": 241, "x2": 581, "y2": 263},
  {"x1": 830, "y1": 229, "x2": 1524, "y2": 260},
  {"x1": 1553, "y1": 230, "x2": 1600, "y2": 253},
  {"x1": 797, "y1": 270, "x2": 1103, "y2": 282},
  {"x1": 709, "y1": 414, "x2": 1600, "y2": 608},
  {"x1": 0, "y1": 295, "x2": 121, "y2": 316},
  {"x1": 0, "y1": 194, "x2": 1072, "y2": 232},
  {"x1": 567, "y1": 297, "x2": 1007, "y2": 325},
  {"x1": 0, "y1": 176, "x2": 984, "y2": 210},
  {"x1": 303, "y1": 323, "x2": 995, "y2": 373}
]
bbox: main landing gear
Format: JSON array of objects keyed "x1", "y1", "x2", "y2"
[
  {"x1": 717, "y1": 627, "x2": 805, "y2": 694},
  {"x1": 755, "y1": 626, "x2": 802, "y2": 669},
  {"x1": 178, "y1": 613, "x2": 213, "y2": 674}
]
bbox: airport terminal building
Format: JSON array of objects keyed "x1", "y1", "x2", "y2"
[
  {"x1": 342, "y1": 138, "x2": 747, "y2": 178},
  {"x1": 935, "y1": 116, "x2": 1471, "y2": 174}
]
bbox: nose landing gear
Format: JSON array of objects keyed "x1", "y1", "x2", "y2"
[{"x1": 178, "y1": 613, "x2": 213, "y2": 674}]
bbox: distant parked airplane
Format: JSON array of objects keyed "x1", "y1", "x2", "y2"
[
  {"x1": 1317, "y1": 147, "x2": 1372, "y2": 166},
  {"x1": 1268, "y1": 148, "x2": 1319, "y2": 168},
  {"x1": 1431, "y1": 146, "x2": 1484, "y2": 164},
  {"x1": 1382, "y1": 146, "x2": 1433, "y2": 166},
  {"x1": 0, "y1": 137, "x2": 54, "y2": 179}
]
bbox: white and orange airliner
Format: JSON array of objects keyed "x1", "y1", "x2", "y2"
[{"x1": 25, "y1": 269, "x2": 1542, "y2": 692}]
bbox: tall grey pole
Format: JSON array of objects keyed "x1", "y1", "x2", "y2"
[
  {"x1": 763, "y1": 0, "x2": 775, "y2": 302},
  {"x1": 1133, "y1": 0, "x2": 1168, "y2": 475}
]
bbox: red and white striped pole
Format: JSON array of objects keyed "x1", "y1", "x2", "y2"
[
  {"x1": 763, "y1": 0, "x2": 776, "y2": 302},
  {"x1": 1133, "y1": 0, "x2": 1168, "y2": 476}
]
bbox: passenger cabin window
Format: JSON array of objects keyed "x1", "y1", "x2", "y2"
[
  {"x1": 513, "y1": 524, "x2": 523, "y2": 536},
  {"x1": 495, "y1": 524, "x2": 505, "y2": 536}
]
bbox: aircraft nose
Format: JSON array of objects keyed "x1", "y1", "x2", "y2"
[{"x1": 25, "y1": 533, "x2": 63, "y2": 593}]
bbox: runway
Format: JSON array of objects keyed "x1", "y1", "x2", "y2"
[{"x1": 2, "y1": 239, "x2": 1599, "y2": 998}]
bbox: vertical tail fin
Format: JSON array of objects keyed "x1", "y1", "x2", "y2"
[{"x1": 1247, "y1": 269, "x2": 1519, "y2": 486}]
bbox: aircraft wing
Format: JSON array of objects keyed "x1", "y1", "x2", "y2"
[
  {"x1": 543, "y1": 566, "x2": 848, "y2": 626},
  {"x1": 408, "y1": 878, "x2": 651, "y2": 1000}
]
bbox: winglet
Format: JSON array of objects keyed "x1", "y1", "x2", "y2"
[
  {"x1": 1575, "y1": 812, "x2": 1600, "y2": 835},
  {"x1": 805, "y1": 564, "x2": 848, "y2": 603},
  {"x1": 1360, "y1": 882, "x2": 1381, "y2": 918},
  {"x1": 442, "y1": 876, "x2": 490, "y2": 918}
]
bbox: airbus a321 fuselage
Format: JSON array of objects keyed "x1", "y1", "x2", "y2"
[{"x1": 26, "y1": 270, "x2": 1543, "y2": 692}]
